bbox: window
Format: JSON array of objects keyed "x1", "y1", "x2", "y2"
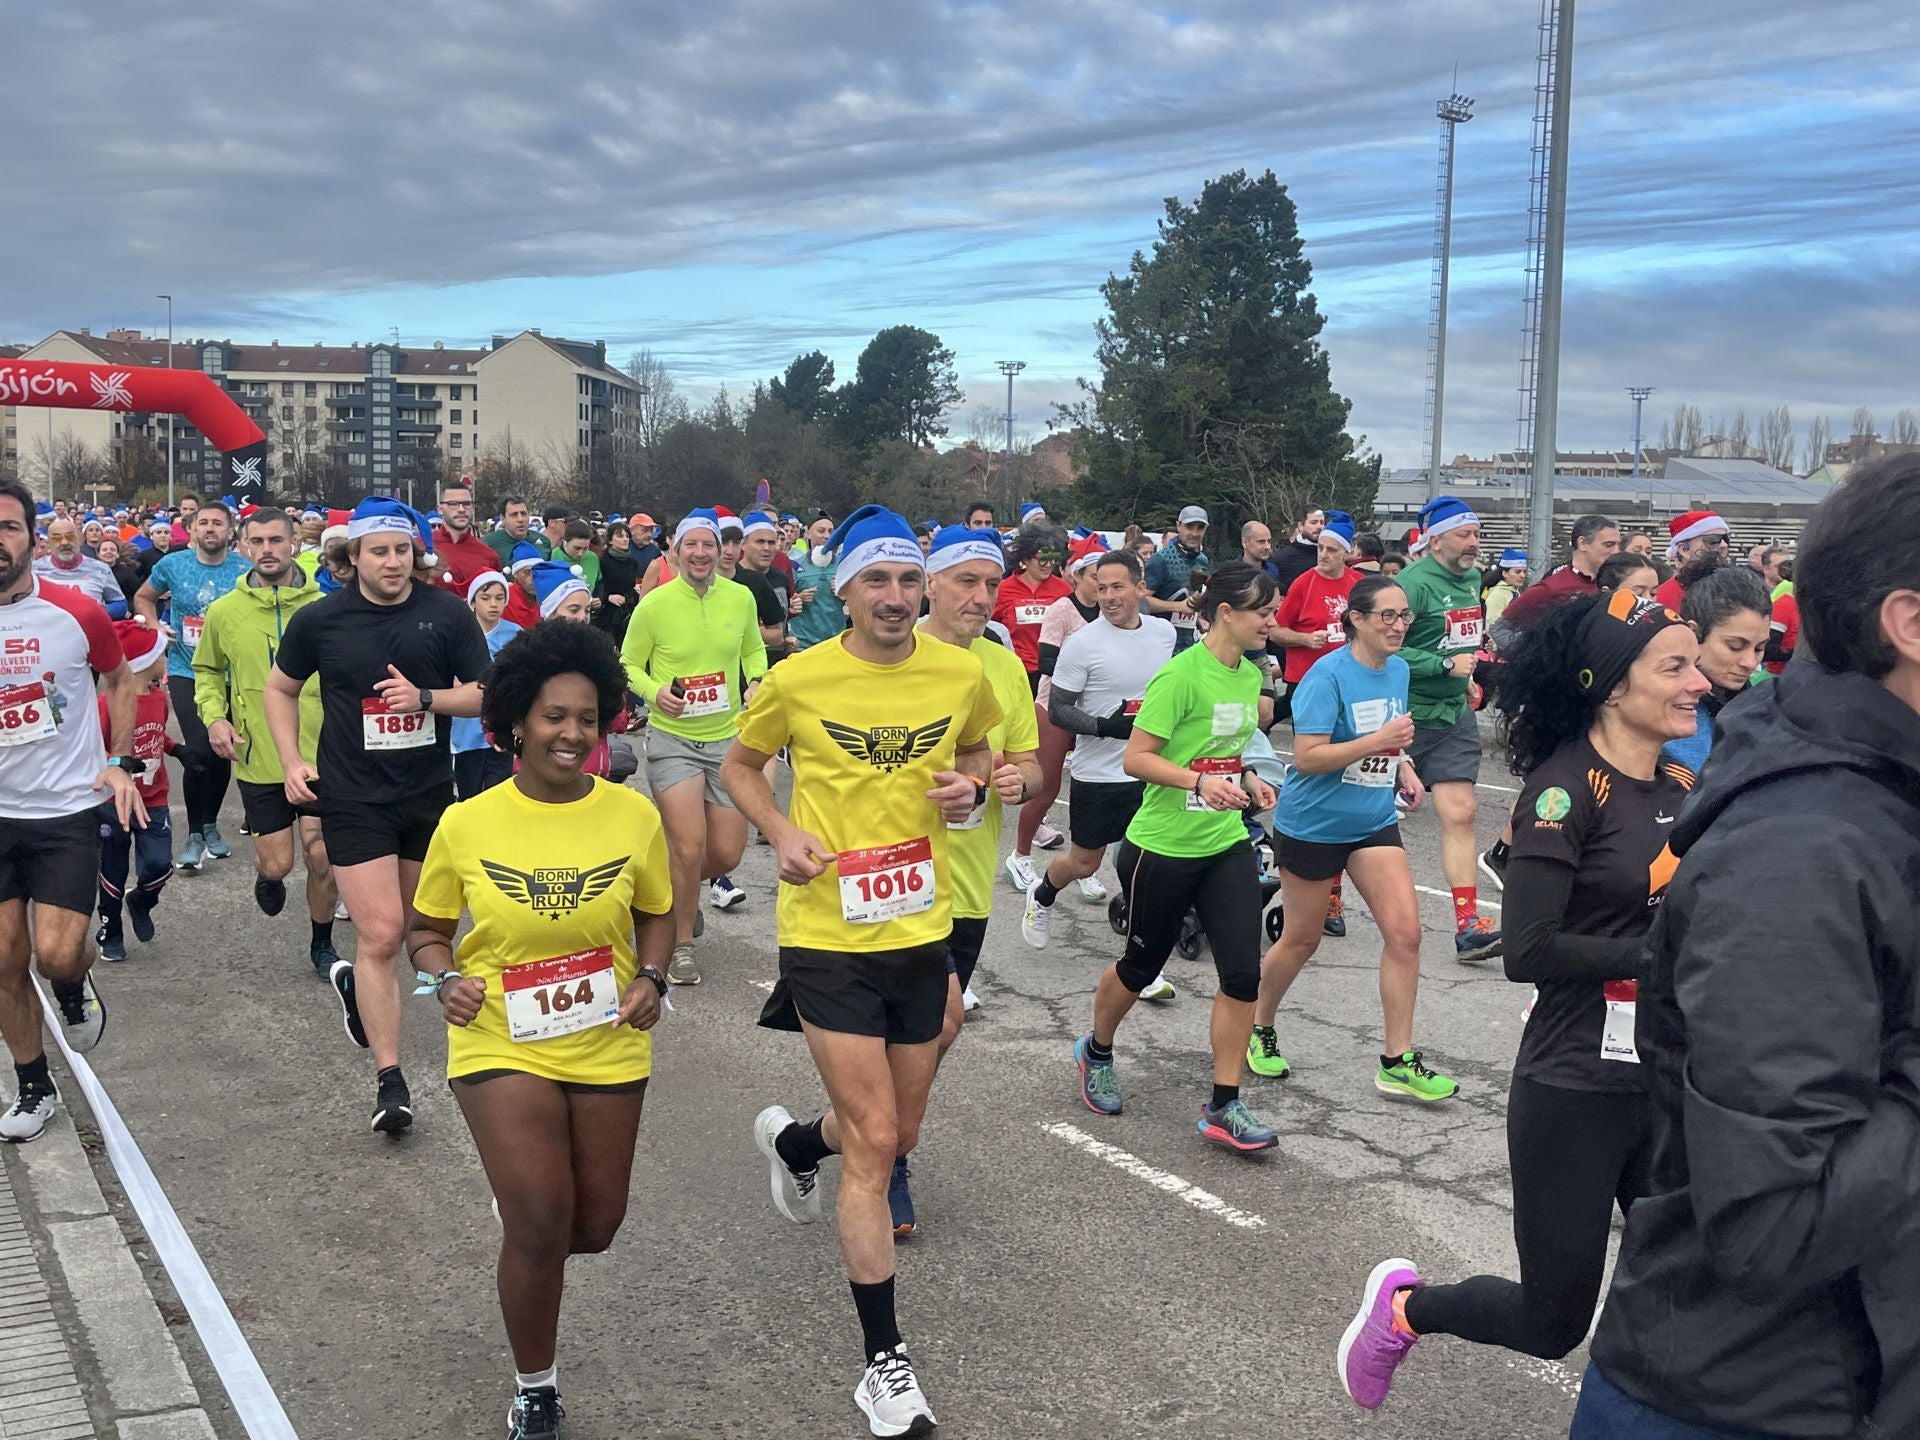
[
  {"x1": 450, "y1": 385, "x2": 463, "y2": 401},
  {"x1": 579, "y1": 429, "x2": 589, "y2": 447},
  {"x1": 280, "y1": 406, "x2": 293, "y2": 421},
  {"x1": 449, "y1": 434, "x2": 462, "y2": 449},
  {"x1": 304, "y1": 406, "x2": 317, "y2": 422},
  {"x1": 281, "y1": 382, "x2": 294, "y2": 397},
  {"x1": 449, "y1": 409, "x2": 461, "y2": 423},
  {"x1": 418, "y1": 384, "x2": 434, "y2": 398},
  {"x1": 348, "y1": 452, "x2": 367, "y2": 468},
  {"x1": 371, "y1": 349, "x2": 391, "y2": 377},
  {"x1": 305, "y1": 382, "x2": 317, "y2": 397}
]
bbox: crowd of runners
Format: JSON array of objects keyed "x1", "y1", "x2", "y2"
[{"x1": 0, "y1": 464, "x2": 1913, "y2": 1440}]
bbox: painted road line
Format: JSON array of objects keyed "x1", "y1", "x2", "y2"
[
  {"x1": 1416, "y1": 884, "x2": 1502, "y2": 912},
  {"x1": 1038, "y1": 1121, "x2": 1268, "y2": 1230}
]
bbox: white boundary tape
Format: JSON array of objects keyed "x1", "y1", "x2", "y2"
[{"x1": 1038, "y1": 1121, "x2": 1268, "y2": 1230}]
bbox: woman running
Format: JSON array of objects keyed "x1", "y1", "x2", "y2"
[
  {"x1": 405, "y1": 620, "x2": 674, "y2": 1440},
  {"x1": 1072, "y1": 562, "x2": 1284, "y2": 1153},
  {"x1": 1336, "y1": 588, "x2": 1710, "y2": 1410},
  {"x1": 1248, "y1": 576, "x2": 1455, "y2": 1100},
  {"x1": 992, "y1": 522, "x2": 1070, "y2": 693},
  {"x1": 1595, "y1": 551, "x2": 1659, "y2": 600},
  {"x1": 1661, "y1": 564, "x2": 1771, "y2": 781},
  {"x1": 450, "y1": 572, "x2": 522, "y2": 799},
  {"x1": 592, "y1": 520, "x2": 642, "y2": 643}
]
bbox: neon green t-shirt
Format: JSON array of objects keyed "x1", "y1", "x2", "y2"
[
  {"x1": 620, "y1": 575, "x2": 769, "y2": 743},
  {"x1": 1123, "y1": 640, "x2": 1260, "y2": 858},
  {"x1": 946, "y1": 635, "x2": 1040, "y2": 919}
]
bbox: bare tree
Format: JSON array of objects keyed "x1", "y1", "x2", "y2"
[
  {"x1": 1727, "y1": 408, "x2": 1750, "y2": 451},
  {"x1": 626, "y1": 349, "x2": 686, "y2": 453},
  {"x1": 266, "y1": 407, "x2": 330, "y2": 501},
  {"x1": 1850, "y1": 406, "x2": 1876, "y2": 441},
  {"x1": 28, "y1": 432, "x2": 107, "y2": 505},
  {"x1": 1893, "y1": 408, "x2": 1920, "y2": 446},
  {"x1": 1759, "y1": 404, "x2": 1795, "y2": 471},
  {"x1": 1803, "y1": 414, "x2": 1834, "y2": 473}
]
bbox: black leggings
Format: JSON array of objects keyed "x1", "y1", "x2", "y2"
[
  {"x1": 168, "y1": 675, "x2": 232, "y2": 834},
  {"x1": 1403, "y1": 1075, "x2": 1651, "y2": 1359},
  {"x1": 1114, "y1": 839, "x2": 1261, "y2": 1001}
]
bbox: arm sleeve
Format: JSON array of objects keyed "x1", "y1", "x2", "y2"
[
  {"x1": 1500, "y1": 855, "x2": 1643, "y2": 984},
  {"x1": 1048, "y1": 686, "x2": 1103, "y2": 737},
  {"x1": 1036, "y1": 642, "x2": 1062, "y2": 677},
  {"x1": 273, "y1": 605, "x2": 318, "y2": 685}
]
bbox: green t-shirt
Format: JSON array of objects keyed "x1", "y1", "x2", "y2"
[
  {"x1": 1396, "y1": 553, "x2": 1484, "y2": 728},
  {"x1": 620, "y1": 575, "x2": 769, "y2": 742},
  {"x1": 1124, "y1": 640, "x2": 1261, "y2": 858}
]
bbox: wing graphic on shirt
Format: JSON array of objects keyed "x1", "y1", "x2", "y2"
[
  {"x1": 820, "y1": 716, "x2": 952, "y2": 774},
  {"x1": 481, "y1": 855, "x2": 631, "y2": 919}
]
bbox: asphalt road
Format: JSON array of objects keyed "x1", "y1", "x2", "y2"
[{"x1": 81, "y1": 719, "x2": 1591, "y2": 1440}]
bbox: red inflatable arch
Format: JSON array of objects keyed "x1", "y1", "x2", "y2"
[{"x1": 0, "y1": 358, "x2": 270, "y2": 504}]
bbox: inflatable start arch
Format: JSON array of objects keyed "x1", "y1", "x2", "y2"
[{"x1": 0, "y1": 358, "x2": 270, "y2": 504}]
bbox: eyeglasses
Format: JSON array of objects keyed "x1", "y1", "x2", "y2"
[
  {"x1": 1360, "y1": 609, "x2": 1415, "y2": 626},
  {"x1": 439, "y1": 498, "x2": 473, "y2": 508}
]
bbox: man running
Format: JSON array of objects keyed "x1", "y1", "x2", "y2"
[
  {"x1": 1269, "y1": 504, "x2": 1328, "y2": 594},
  {"x1": 265, "y1": 498, "x2": 488, "y2": 1135},
  {"x1": 1494, "y1": 513, "x2": 1619, "y2": 636},
  {"x1": 790, "y1": 512, "x2": 846, "y2": 652},
  {"x1": 0, "y1": 477, "x2": 141, "y2": 1141},
  {"x1": 483, "y1": 495, "x2": 540, "y2": 569},
  {"x1": 429, "y1": 479, "x2": 498, "y2": 591},
  {"x1": 1143, "y1": 505, "x2": 1213, "y2": 652},
  {"x1": 620, "y1": 509, "x2": 767, "y2": 984},
  {"x1": 33, "y1": 516, "x2": 127, "y2": 618},
  {"x1": 1397, "y1": 496, "x2": 1501, "y2": 961},
  {"x1": 193, "y1": 507, "x2": 341, "y2": 978},
  {"x1": 1653, "y1": 508, "x2": 1731, "y2": 610},
  {"x1": 728, "y1": 505, "x2": 997, "y2": 1437},
  {"x1": 736, "y1": 514, "x2": 795, "y2": 663},
  {"x1": 134, "y1": 501, "x2": 248, "y2": 871}
]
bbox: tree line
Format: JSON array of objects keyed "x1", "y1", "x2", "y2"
[{"x1": 1655, "y1": 403, "x2": 1919, "y2": 474}]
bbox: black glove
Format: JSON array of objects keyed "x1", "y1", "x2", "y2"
[{"x1": 1095, "y1": 703, "x2": 1135, "y2": 741}]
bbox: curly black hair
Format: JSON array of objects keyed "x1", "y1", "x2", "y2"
[
  {"x1": 1498, "y1": 591, "x2": 1609, "y2": 777},
  {"x1": 481, "y1": 618, "x2": 628, "y2": 753},
  {"x1": 1007, "y1": 522, "x2": 1066, "y2": 568}
]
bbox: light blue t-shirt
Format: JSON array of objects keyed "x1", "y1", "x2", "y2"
[
  {"x1": 147, "y1": 549, "x2": 250, "y2": 679},
  {"x1": 1276, "y1": 646, "x2": 1410, "y2": 844},
  {"x1": 788, "y1": 555, "x2": 845, "y2": 651},
  {"x1": 451, "y1": 619, "x2": 523, "y2": 755}
]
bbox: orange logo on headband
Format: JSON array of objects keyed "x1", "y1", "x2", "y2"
[{"x1": 1606, "y1": 588, "x2": 1639, "y2": 621}]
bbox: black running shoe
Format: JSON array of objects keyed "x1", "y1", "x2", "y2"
[
  {"x1": 254, "y1": 874, "x2": 287, "y2": 917},
  {"x1": 97, "y1": 921, "x2": 127, "y2": 964},
  {"x1": 371, "y1": 1071, "x2": 413, "y2": 1135},
  {"x1": 507, "y1": 1386, "x2": 564, "y2": 1440},
  {"x1": 329, "y1": 959, "x2": 368, "y2": 1048},
  {"x1": 128, "y1": 897, "x2": 156, "y2": 944}
]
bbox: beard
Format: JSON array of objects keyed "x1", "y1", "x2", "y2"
[{"x1": 1678, "y1": 549, "x2": 1726, "y2": 588}]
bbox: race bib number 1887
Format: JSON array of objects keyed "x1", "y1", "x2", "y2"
[{"x1": 362, "y1": 699, "x2": 433, "y2": 750}]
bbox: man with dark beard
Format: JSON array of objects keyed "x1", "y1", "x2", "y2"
[{"x1": 1653, "y1": 510, "x2": 1730, "y2": 610}]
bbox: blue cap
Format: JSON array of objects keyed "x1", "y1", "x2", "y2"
[
  {"x1": 1499, "y1": 547, "x2": 1528, "y2": 567},
  {"x1": 926, "y1": 524, "x2": 1008, "y2": 575},
  {"x1": 346, "y1": 496, "x2": 437, "y2": 563},
  {"x1": 1322, "y1": 509, "x2": 1357, "y2": 551},
  {"x1": 530, "y1": 560, "x2": 589, "y2": 617},
  {"x1": 1019, "y1": 501, "x2": 1046, "y2": 520},
  {"x1": 509, "y1": 541, "x2": 543, "y2": 573},
  {"x1": 1416, "y1": 494, "x2": 1479, "y2": 540}
]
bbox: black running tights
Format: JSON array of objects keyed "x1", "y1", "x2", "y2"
[
  {"x1": 168, "y1": 676, "x2": 232, "y2": 834},
  {"x1": 1402, "y1": 1075, "x2": 1651, "y2": 1360}
]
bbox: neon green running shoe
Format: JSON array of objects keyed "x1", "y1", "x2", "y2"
[
  {"x1": 1246, "y1": 1025, "x2": 1291, "y2": 1079},
  {"x1": 1376, "y1": 1050, "x2": 1457, "y2": 1102}
]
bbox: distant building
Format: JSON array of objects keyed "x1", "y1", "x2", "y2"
[{"x1": 1825, "y1": 431, "x2": 1920, "y2": 467}]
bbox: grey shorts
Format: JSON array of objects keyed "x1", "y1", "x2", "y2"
[
  {"x1": 1410, "y1": 707, "x2": 1483, "y2": 787},
  {"x1": 645, "y1": 728, "x2": 735, "y2": 808}
]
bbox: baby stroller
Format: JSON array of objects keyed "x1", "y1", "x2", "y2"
[{"x1": 1105, "y1": 817, "x2": 1287, "y2": 958}]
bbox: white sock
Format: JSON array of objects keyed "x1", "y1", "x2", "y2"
[{"x1": 515, "y1": 1366, "x2": 556, "y2": 1393}]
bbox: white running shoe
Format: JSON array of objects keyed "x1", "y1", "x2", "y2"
[
  {"x1": 1021, "y1": 881, "x2": 1051, "y2": 950},
  {"x1": 854, "y1": 1347, "x2": 937, "y2": 1437},
  {"x1": 1033, "y1": 821, "x2": 1066, "y2": 850},
  {"x1": 709, "y1": 875, "x2": 746, "y2": 910},
  {"x1": 334, "y1": 899, "x2": 351, "y2": 922},
  {"x1": 960, "y1": 986, "x2": 981, "y2": 1013},
  {"x1": 1075, "y1": 875, "x2": 1108, "y2": 902},
  {"x1": 1003, "y1": 853, "x2": 1035, "y2": 892},
  {"x1": 753, "y1": 1104, "x2": 821, "y2": 1224},
  {"x1": 1138, "y1": 973, "x2": 1178, "y2": 1002},
  {"x1": 0, "y1": 1082, "x2": 59, "y2": 1144},
  {"x1": 53, "y1": 975, "x2": 106, "y2": 1053}
]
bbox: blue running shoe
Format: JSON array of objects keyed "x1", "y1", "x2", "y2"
[
  {"x1": 888, "y1": 1155, "x2": 916, "y2": 1238},
  {"x1": 1197, "y1": 1098, "x2": 1278, "y2": 1153},
  {"x1": 1074, "y1": 1035, "x2": 1123, "y2": 1115},
  {"x1": 1454, "y1": 917, "x2": 1502, "y2": 964}
]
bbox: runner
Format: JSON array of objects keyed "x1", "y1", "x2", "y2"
[
  {"x1": 0, "y1": 477, "x2": 140, "y2": 1142},
  {"x1": 407, "y1": 619, "x2": 672, "y2": 1440},
  {"x1": 93, "y1": 618, "x2": 176, "y2": 963},
  {"x1": 1249, "y1": 574, "x2": 1456, "y2": 1100},
  {"x1": 1337, "y1": 587, "x2": 1705, "y2": 1410},
  {"x1": 990, "y1": 522, "x2": 1070, "y2": 694},
  {"x1": 1142, "y1": 505, "x2": 1213, "y2": 652},
  {"x1": 34, "y1": 516, "x2": 127, "y2": 618},
  {"x1": 134, "y1": 500, "x2": 248, "y2": 872},
  {"x1": 451, "y1": 571, "x2": 522, "y2": 799},
  {"x1": 1396, "y1": 496, "x2": 1502, "y2": 961},
  {"x1": 591, "y1": 521, "x2": 643, "y2": 645},
  {"x1": 1652, "y1": 508, "x2": 1730, "y2": 609},
  {"x1": 1660, "y1": 565, "x2": 1771, "y2": 782},
  {"x1": 504, "y1": 542, "x2": 545, "y2": 628},
  {"x1": 1594, "y1": 552, "x2": 1660, "y2": 600},
  {"x1": 735, "y1": 514, "x2": 794, "y2": 663},
  {"x1": 430, "y1": 479, "x2": 498, "y2": 591},
  {"x1": 1071, "y1": 562, "x2": 1283, "y2": 1153},
  {"x1": 620, "y1": 509, "x2": 767, "y2": 985},
  {"x1": 484, "y1": 496, "x2": 540, "y2": 568},
  {"x1": 1021, "y1": 548, "x2": 1176, "y2": 968},
  {"x1": 790, "y1": 512, "x2": 846, "y2": 652},
  {"x1": 1268, "y1": 504, "x2": 1327, "y2": 594},
  {"x1": 728, "y1": 504, "x2": 997, "y2": 1437},
  {"x1": 265, "y1": 497, "x2": 489, "y2": 1134},
  {"x1": 193, "y1": 506, "x2": 341, "y2": 976},
  {"x1": 1495, "y1": 514, "x2": 1619, "y2": 636}
]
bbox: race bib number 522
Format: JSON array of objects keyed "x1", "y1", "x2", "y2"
[{"x1": 838, "y1": 837, "x2": 935, "y2": 924}]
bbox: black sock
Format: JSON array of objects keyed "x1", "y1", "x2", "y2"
[
  {"x1": 1210, "y1": 1082, "x2": 1239, "y2": 1111},
  {"x1": 310, "y1": 920, "x2": 333, "y2": 950},
  {"x1": 1034, "y1": 874, "x2": 1060, "y2": 907},
  {"x1": 775, "y1": 1117, "x2": 835, "y2": 1174},
  {"x1": 1085, "y1": 1036, "x2": 1113, "y2": 1064},
  {"x1": 14, "y1": 1055, "x2": 50, "y2": 1091},
  {"x1": 50, "y1": 978, "x2": 83, "y2": 1005},
  {"x1": 850, "y1": 1276, "x2": 902, "y2": 1359},
  {"x1": 376, "y1": 1065, "x2": 404, "y2": 1088},
  {"x1": 1381, "y1": 1052, "x2": 1406, "y2": 1069}
]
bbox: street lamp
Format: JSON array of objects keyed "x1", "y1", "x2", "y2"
[
  {"x1": 157, "y1": 294, "x2": 175, "y2": 511},
  {"x1": 997, "y1": 360, "x2": 1025, "y2": 519},
  {"x1": 1628, "y1": 385, "x2": 1654, "y2": 508}
]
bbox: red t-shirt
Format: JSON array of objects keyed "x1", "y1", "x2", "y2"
[
  {"x1": 98, "y1": 687, "x2": 174, "y2": 807},
  {"x1": 1274, "y1": 568, "x2": 1361, "y2": 685},
  {"x1": 1499, "y1": 563, "x2": 1596, "y2": 633},
  {"x1": 432, "y1": 527, "x2": 503, "y2": 590},
  {"x1": 992, "y1": 573, "x2": 1071, "y2": 674},
  {"x1": 503, "y1": 583, "x2": 541, "y2": 630},
  {"x1": 1766, "y1": 591, "x2": 1800, "y2": 676},
  {"x1": 1653, "y1": 575, "x2": 1687, "y2": 611}
]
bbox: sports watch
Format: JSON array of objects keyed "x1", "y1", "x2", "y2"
[{"x1": 109, "y1": 755, "x2": 147, "y2": 777}]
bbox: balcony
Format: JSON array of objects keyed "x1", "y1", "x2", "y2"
[
  {"x1": 393, "y1": 417, "x2": 442, "y2": 434},
  {"x1": 325, "y1": 390, "x2": 368, "y2": 406},
  {"x1": 394, "y1": 393, "x2": 441, "y2": 409}
]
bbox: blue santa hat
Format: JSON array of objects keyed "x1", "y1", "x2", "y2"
[
  {"x1": 1321, "y1": 509, "x2": 1357, "y2": 551},
  {"x1": 529, "y1": 560, "x2": 589, "y2": 617},
  {"x1": 1499, "y1": 547, "x2": 1528, "y2": 568},
  {"x1": 674, "y1": 508, "x2": 722, "y2": 545},
  {"x1": 508, "y1": 541, "x2": 543, "y2": 574},
  {"x1": 1416, "y1": 494, "x2": 1479, "y2": 542},
  {"x1": 1019, "y1": 501, "x2": 1046, "y2": 522},
  {"x1": 742, "y1": 514, "x2": 779, "y2": 538},
  {"x1": 303, "y1": 502, "x2": 326, "y2": 517},
  {"x1": 345, "y1": 496, "x2": 437, "y2": 565},
  {"x1": 781, "y1": 513, "x2": 799, "y2": 525},
  {"x1": 819, "y1": 504, "x2": 924, "y2": 595},
  {"x1": 925, "y1": 524, "x2": 1009, "y2": 575}
]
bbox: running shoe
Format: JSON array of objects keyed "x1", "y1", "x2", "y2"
[
  {"x1": 1032, "y1": 821, "x2": 1066, "y2": 851},
  {"x1": 0, "y1": 1081, "x2": 59, "y2": 1144},
  {"x1": 328, "y1": 959, "x2": 369, "y2": 1048},
  {"x1": 667, "y1": 945, "x2": 701, "y2": 986},
  {"x1": 1477, "y1": 844, "x2": 1508, "y2": 892},
  {"x1": 854, "y1": 1346, "x2": 936, "y2": 1437},
  {"x1": 309, "y1": 942, "x2": 340, "y2": 981},
  {"x1": 1003, "y1": 852, "x2": 1036, "y2": 892},
  {"x1": 96, "y1": 922, "x2": 127, "y2": 964},
  {"x1": 1075, "y1": 874, "x2": 1108, "y2": 902},
  {"x1": 1246, "y1": 1025, "x2": 1291, "y2": 1079},
  {"x1": 1454, "y1": 917, "x2": 1503, "y2": 964},
  {"x1": 1323, "y1": 890, "x2": 1346, "y2": 938},
  {"x1": 1020, "y1": 881, "x2": 1051, "y2": 949},
  {"x1": 202, "y1": 823, "x2": 231, "y2": 860},
  {"x1": 960, "y1": 986, "x2": 981, "y2": 1013},
  {"x1": 1073, "y1": 1035, "x2": 1123, "y2": 1115},
  {"x1": 1138, "y1": 973, "x2": 1177, "y2": 1002},
  {"x1": 693, "y1": 907, "x2": 705, "y2": 939},
  {"x1": 1376, "y1": 1051, "x2": 1458, "y2": 1102},
  {"x1": 507, "y1": 1385, "x2": 565, "y2": 1440},
  {"x1": 888, "y1": 1155, "x2": 916, "y2": 1239},
  {"x1": 709, "y1": 875, "x2": 746, "y2": 910},
  {"x1": 371, "y1": 1071, "x2": 413, "y2": 1134},
  {"x1": 52, "y1": 976, "x2": 105, "y2": 1053},
  {"x1": 1196, "y1": 1097, "x2": 1278, "y2": 1153},
  {"x1": 334, "y1": 899, "x2": 350, "y2": 922},
  {"x1": 127, "y1": 896, "x2": 156, "y2": 943},
  {"x1": 178, "y1": 832, "x2": 207, "y2": 872},
  {"x1": 1337, "y1": 1258, "x2": 1422, "y2": 1409},
  {"x1": 254, "y1": 874, "x2": 287, "y2": 917},
  {"x1": 752, "y1": 1104, "x2": 821, "y2": 1224}
]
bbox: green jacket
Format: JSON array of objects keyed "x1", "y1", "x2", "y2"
[
  {"x1": 192, "y1": 570, "x2": 325, "y2": 784},
  {"x1": 1396, "y1": 554, "x2": 1485, "y2": 728},
  {"x1": 483, "y1": 529, "x2": 550, "y2": 567}
]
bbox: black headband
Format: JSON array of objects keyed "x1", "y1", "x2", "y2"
[{"x1": 1574, "y1": 590, "x2": 1688, "y2": 698}]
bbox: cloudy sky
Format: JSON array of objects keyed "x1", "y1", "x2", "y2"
[{"x1": 5, "y1": 0, "x2": 1916, "y2": 470}]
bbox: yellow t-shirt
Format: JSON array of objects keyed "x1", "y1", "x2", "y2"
[
  {"x1": 734, "y1": 632, "x2": 1001, "y2": 953},
  {"x1": 413, "y1": 777, "x2": 673, "y2": 1085},
  {"x1": 947, "y1": 635, "x2": 1040, "y2": 920}
]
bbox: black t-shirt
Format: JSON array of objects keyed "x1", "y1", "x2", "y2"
[
  {"x1": 737, "y1": 566, "x2": 788, "y2": 628},
  {"x1": 274, "y1": 580, "x2": 491, "y2": 802},
  {"x1": 1511, "y1": 736, "x2": 1688, "y2": 1092}
]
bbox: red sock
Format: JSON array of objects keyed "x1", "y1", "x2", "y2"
[
  {"x1": 1330, "y1": 875, "x2": 1343, "y2": 898},
  {"x1": 1451, "y1": 886, "x2": 1477, "y2": 932}
]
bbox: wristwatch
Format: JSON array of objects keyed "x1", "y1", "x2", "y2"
[
  {"x1": 417, "y1": 688, "x2": 433, "y2": 713},
  {"x1": 109, "y1": 755, "x2": 147, "y2": 777},
  {"x1": 637, "y1": 966, "x2": 669, "y2": 997},
  {"x1": 972, "y1": 781, "x2": 989, "y2": 809}
]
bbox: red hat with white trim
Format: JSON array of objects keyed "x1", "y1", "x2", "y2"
[
  {"x1": 1666, "y1": 509, "x2": 1728, "y2": 557},
  {"x1": 113, "y1": 616, "x2": 169, "y2": 673}
]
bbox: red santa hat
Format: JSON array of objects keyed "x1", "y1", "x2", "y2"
[
  {"x1": 1665, "y1": 509, "x2": 1727, "y2": 557},
  {"x1": 113, "y1": 616, "x2": 169, "y2": 673}
]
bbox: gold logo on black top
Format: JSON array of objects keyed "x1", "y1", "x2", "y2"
[
  {"x1": 821, "y1": 717, "x2": 951, "y2": 774},
  {"x1": 482, "y1": 857, "x2": 628, "y2": 920}
]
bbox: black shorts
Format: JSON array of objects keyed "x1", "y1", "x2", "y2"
[
  {"x1": 946, "y1": 915, "x2": 987, "y2": 988},
  {"x1": 0, "y1": 810, "x2": 102, "y2": 916},
  {"x1": 1276, "y1": 824, "x2": 1403, "y2": 882},
  {"x1": 758, "y1": 941, "x2": 949, "y2": 1045},
  {"x1": 318, "y1": 782, "x2": 452, "y2": 868},
  {"x1": 1068, "y1": 778, "x2": 1144, "y2": 851},
  {"x1": 237, "y1": 779, "x2": 316, "y2": 838}
]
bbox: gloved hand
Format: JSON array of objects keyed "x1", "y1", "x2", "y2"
[{"x1": 1095, "y1": 703, "x2": 1135, "y2": 741}]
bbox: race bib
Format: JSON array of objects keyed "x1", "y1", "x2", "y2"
[
  {"x1": 1172, "y1": 609, "x2": 1197, "y2": 628},
  {"x1": 362, "y1": 698, "x2": 433, "y2": 750},
  {"x1": 1014, "y1": 603, "x2": 1050, "y2": 627},
  {"x1": 676, "y1": 672, "x2": 729, "y2": 718},
  {"x1": 1186, "y1": 755, "x2": 1242, "y2": 810},
  {"x1": 838, "y1": 837, "x2": 935, "y2": 924},
  {"x1": 1601, "y1": 979, "x2": 1639, "y2": 1064},
  {"x1": 1325, "y1": 623, "x2": 1346, "y2": 645},
  {"x1": 181, "y1": 614, "x2": 204, "y2": 648},
  {"x1": 1122, "y1": 698, "x2": 1142, "y2": 716},
  {"x1": 1342, "y1": 751, "x2": 1397, "y2": 788},
  {"x1": 504, "y1": 945, "x2": 620, "y2": 1043},
  {"x1": 0, "y1": 681, "x2": 56, "y2": 748},
  {"x1": 1443, "y1": 607, "x2": 1483, "y2": 651}
]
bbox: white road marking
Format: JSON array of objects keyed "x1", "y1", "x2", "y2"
[
  {"x1": 749, "y1": 979, "x2": 774, "y2": 993},
  {"x1": 1038, "y1": 1121, "x2": 1268, "y2": 1230},
  {"x1": 1415, "y1": 884, "x2": 1502, "y2": 912}
]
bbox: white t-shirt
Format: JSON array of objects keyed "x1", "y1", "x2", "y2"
[
  {"x1": 0, "y1": 579, "x2": 122, "y2": 820},
  {"x1": 1052, "y1": 614, "x2": 1177, "y2": 784}
]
